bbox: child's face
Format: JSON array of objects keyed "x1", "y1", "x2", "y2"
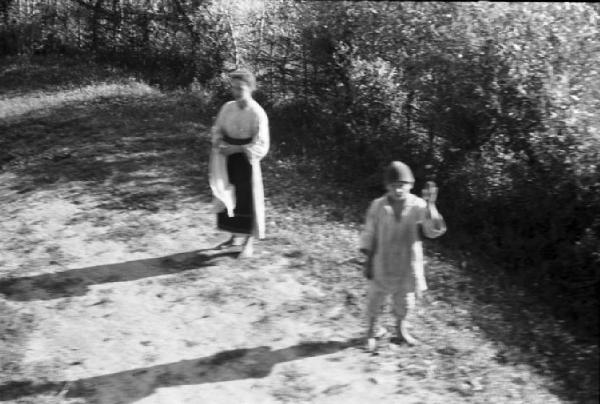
[{"x1": 386, "y1": 181, "x2": 413, "y2": 201}]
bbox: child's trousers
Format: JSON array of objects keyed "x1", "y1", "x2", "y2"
[{"x1": 366, "y1": 281, "x2": 416, "y2": 321}]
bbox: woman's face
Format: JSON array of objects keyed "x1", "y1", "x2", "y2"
[{"x1": 231, "y1": 78, "x2": 252, "y2": 100}]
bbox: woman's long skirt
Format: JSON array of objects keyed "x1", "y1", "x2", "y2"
[{"x1": 217, "y1": 151, "x2": 254, "y2": 234}]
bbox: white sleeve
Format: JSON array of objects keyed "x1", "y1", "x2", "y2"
[
  {"x1": 244, "y1": 107, "x2": 270, "y2": 160},
  {"x1": 211, "y1": 103, "x2": 229, "y2": 147}
]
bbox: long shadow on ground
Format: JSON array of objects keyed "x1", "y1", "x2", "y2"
[
  {"x1": 2, "y1": 63, "x2": 597, "y2": 404},
  {"x1": 0, "y1": 249, "x2": 239, "y2": 301},
  {"x1": 0, "y1": 339, "x2": 361, "y2": 403}
]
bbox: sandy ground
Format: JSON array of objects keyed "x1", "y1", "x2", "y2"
[
  {"x1": 0, "y1": 161, "x2": 583, "y2": 404},
  {"x1": 0, "y1": 76, "x2": 597, "y2": 403},
  {"x1": 0, "y1": 176, "x2": 434, "y2": 404}
]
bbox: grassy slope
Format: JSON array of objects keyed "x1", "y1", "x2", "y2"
[{"x1": 0, "y1": 57, "x2": 597, "y2": 404}]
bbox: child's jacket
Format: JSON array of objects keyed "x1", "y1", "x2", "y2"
[{"x1": 360, "y1": 194, "x2": 446, "y2": 294}]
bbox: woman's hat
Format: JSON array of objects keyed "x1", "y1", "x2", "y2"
[
  {"x1": 229, "y1": 68, "x2": 256, "y2": 89},
  {"x1": 384, "y1": 161, "x2": 415, "y2": 183}
]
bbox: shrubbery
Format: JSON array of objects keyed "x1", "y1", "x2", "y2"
[
  {"x1": 255, "y1": 1, "x2": 600, "y2": 338},
  {"x1": 0, "y1": 0, "x2": 230, "y2": 88},
  {"x1": 2, "y1": 0, "x2": 598, "y2": 337}
]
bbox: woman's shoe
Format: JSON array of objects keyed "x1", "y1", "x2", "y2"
[
  {"x1": 214, "y1": 236, "x2": 235, "y2": 250},
  {"x1": 366, "y1": 337, "x2": 377, "y2": 353}
]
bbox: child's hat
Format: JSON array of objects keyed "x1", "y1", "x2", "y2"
[{"x1": 384, "y1": 161, "x2": 415, "y2": 183}]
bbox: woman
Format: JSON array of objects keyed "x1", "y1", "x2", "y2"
[{"x1": 209, "y1": 69, "x2": 270, "y2": 258}]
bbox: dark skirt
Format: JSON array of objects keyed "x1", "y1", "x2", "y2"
[{"x1": 217, "y1": 136, "x2": 254, "y2": 234}]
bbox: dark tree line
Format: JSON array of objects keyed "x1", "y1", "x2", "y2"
[{"x1": 1, "y1": 0, "x2": 232, "y2": 86}]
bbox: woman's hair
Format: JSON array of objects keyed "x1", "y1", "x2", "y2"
[{"x1": 229, "y1": 68, "x2": 256, "y2": 89}]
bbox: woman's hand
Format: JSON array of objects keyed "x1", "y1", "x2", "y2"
[
  {"x1": 218, "y1": 143, "x2": 243, "y2": 156},
  {"x1": 415, "y1": 289, "x2": 423, "y2": 300}
]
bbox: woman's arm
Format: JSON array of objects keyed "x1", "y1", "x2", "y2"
[
  {"x1": 212, "y1": 103, "x2": 246, "y2": 155},
  {"x1": 211, "y1": 104, "x2": 227, "y2": 148},
  {"x1": 244, "y1": 107, "x2": 270, "y2": 161}
]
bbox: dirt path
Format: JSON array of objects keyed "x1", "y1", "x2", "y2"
[
  {"x1": 0, "y1": 173, "x2": 560, "y2": 404},
  {"x1": 0, "y1": 74, "x2": 597, "y2": 403}
]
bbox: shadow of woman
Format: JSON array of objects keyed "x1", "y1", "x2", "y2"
[
  {"x1": 0, "y1": 338, "x2": 363, "y2": 402},
  {"x1": 0, "y1": 248, "x2": 240, "y2": 301}
]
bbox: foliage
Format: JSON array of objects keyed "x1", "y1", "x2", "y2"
[
  {"x1": 0, "y1": 0, "x2": 232, "y2": 87},
  {"x1": 248, "y1": 1, "x2": 600, "y2": 337},
  {"x1": 1, "y1": 1, "x2": 599, "y2": 337}
]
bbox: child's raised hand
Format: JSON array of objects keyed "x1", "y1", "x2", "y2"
[{"x1": 422, "y1": 181, "x2": 438, "y2": 203}]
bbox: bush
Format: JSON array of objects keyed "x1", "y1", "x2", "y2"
[{"x1": 255, "y1": 2, "x2": 600, "y2": 337}]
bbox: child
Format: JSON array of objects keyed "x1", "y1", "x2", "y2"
[{"x1": 360, "y1": 161, "x2": 446, "y2": 351}]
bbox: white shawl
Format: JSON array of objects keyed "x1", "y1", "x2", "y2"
[{"x1": 208, "y1": 99, "x2": 270, "y2": 239}]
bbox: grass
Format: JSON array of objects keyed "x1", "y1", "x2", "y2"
[
  {"x1": 0, "y1": 56, "x2": 598, "y2": 404},
  {"x1": 0, "y1": 301, "x2": 35, "y2": 384},
  {"x1": 0, "y1": 55, "x2": 133, "y2": 98},
  {"x1": 0, "y1": 80, "x2": 158, "y2": 121}
]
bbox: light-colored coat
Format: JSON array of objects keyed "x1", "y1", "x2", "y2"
[
  {"x1": 209, "y1": 99, "x2": 270, "y2": 239},
  {"x1": 360, "y1": 194, "x2": 446, "y2": 294}
]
